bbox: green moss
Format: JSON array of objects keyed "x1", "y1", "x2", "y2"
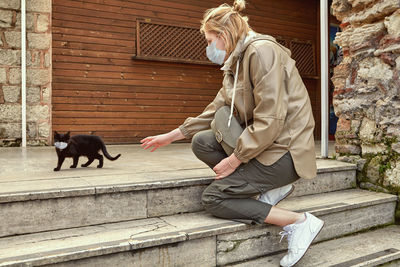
[{"x1": 379, "y1": 161, "x2": 392, "y2": 175}]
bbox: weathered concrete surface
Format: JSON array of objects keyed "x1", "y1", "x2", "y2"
[
  {"x1": 0, "y1": 143, "x2": 345, "y2": 203},
  {"x1": 229, "y1": 225, "x2": 400, "y2": 267},
  {"x1": 0, "y1": 189, "x2": 395, "y2": 266}
]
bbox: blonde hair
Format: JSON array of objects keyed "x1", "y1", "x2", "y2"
[{"x1": 200, "y1": 0, "x2": 251, "y2": 55}]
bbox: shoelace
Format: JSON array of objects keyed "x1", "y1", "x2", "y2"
[{"x1": 279, "y1": 230, "x2": 292, "y2": 243}]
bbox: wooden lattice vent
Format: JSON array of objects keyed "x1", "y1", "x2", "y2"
[
  {"x1": 133, "y1": 20, "x2": 317, "y2": 77},
  {"x1": 133, "y1": 19, "x2": 209, "y2": 65},
  {"x1": 276, "y1": 36, "x2": 317, "y2": 78}
]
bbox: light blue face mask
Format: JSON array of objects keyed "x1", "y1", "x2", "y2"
[
  {"x1": 54, "y1": 141, "x2": 68, "y2": 150},
  {"x1": 206, "y1": 41, "x2": 226, "y2": 65}
]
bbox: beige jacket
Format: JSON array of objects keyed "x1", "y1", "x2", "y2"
[{"x1": 179, "y1": 33, "x2": 317, "y2": 179}]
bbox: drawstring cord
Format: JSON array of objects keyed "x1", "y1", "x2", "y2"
[{"x1": 228, "y1": 59, "x2": 240, "y2": 128}]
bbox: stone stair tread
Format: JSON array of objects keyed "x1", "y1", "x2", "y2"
[
  {"x1": 229, "y1": 225, "x2": 400, "y2": 267},
  {"x1": 0, "y1": 159, "x2": 355, "y2": 203},
  {"x1": 0, "y1": 189, "x2": 395, "y2": 266}
]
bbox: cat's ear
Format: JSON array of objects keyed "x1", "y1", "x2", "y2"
[
  {"x1": 54, "y1": 131, "x2": 58, "y2": 137},
  {"x1": 66, "y1": 131, "x2": 71, "y2": 136}
]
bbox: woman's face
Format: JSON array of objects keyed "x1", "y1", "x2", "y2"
[{"x1": 205, "y1": 31, "x2": 226, "y2": 51}]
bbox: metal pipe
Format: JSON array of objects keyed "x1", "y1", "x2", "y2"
[
  {"x1": 21, "y1": 0, "x2": 27, "y2": 147},
  {"x1": 320, "y1": 0, "x2": 329, "y2": 158}
]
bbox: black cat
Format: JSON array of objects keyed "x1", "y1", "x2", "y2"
[{"x1": 53, "y1": 131, "x2": 121, "y2": 171}]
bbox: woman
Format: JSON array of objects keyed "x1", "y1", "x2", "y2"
[{"x1": 141, "y1": 1, "x2": 323, "y2": 266}]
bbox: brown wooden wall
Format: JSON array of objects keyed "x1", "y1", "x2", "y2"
[{"x1": 52, "y1": 0, "x2": 320, "y2": 143}]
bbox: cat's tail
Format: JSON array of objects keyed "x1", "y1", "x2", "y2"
[{"x1": 100, "y1": 141, "x2": 121, "y2": 161}]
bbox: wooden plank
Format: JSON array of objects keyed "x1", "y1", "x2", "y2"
[
  {"x1": 52, "y1": 104, "x2": 206, "y2": 113},
  {"x1": 52, "y1": 0, "x2": 320, "y2": 144},
  {"x1": 52, "y1": 110, "x2": 195, "y2": 119}
]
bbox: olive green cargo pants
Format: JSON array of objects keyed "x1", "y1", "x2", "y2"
[{"x1": 192, "y1": 129, "x2": 299, "y2": 224}]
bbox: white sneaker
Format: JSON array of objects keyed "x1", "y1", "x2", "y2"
[
  {"x1": 258, "y1": 184, "x2": 295, "y2": 206},
  {"x1": 279, "y1": 212, "x2": 324, "y2": 267}
]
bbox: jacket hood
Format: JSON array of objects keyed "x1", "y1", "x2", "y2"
[{"x1": 221, "y1": 32, "x2": 292, "y2": 72}]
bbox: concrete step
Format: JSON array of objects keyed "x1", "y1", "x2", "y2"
[
  {"x1": 0, "y1": 189, "x2": 396, "y2": 267},
  {"x1": 229, "y1": 225, "x2": 400, "y2": 267},
  {"x1": 0, "y1": 159, "x2": 356, "y2": 238}
]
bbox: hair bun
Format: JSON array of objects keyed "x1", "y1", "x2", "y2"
[{"x1": 232, "y1": 0, "x2": 246, "y2": 12}]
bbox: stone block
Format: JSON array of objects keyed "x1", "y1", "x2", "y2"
[
  {"x1": 359, "y1": 117, "x2": 376, "y2": 142},
  {"x1": 27, "y1": 51, "x2": 41, "y2": 68},
  {"x1": 4, "y1": 31, "x2": 21, "y2": 49},
  {"x1": 0, "y1": 10, "x2": 13, "y2": 28},
  {"x1": 38, "y1": 122, "x2": 50, "y2": 138},
  {"x1": 335, "y1": 144, "x2": 361, "y2": 155},
  {"x1": 291, "y1": 169, "x2": 356, "y2": 198},
  {"x1": 0, "y1": 191, "x2": 148, "y2": 237},
  {"x1": 383, "y1": 160, "x2": 400, "y2": 188},
  {"x1": 2, "y1": 86, "x2": 20, "y2": 103},
  {"x1": 217, "y1": 226, "x2": 285, "y2": 265},
  {"x1": 336, "y1": 117, "x2": 351, "y2": 132},
  {"x1": 46, "y1": 237, "x2": 216, "y2": 267},
  {"x1": 37, "y1": 14, "x2": 50, "y2": 32},
  {"x1": 331, "y1": 0, "x2": 352, "y2": 21},
  {"x1": 9, "y1": 68, "x2": 21, "y2": 85},
  {"x1": 147, "y1": 185, "x2": 206, "y2": 217},
  {"x1": 362, "y1": 143, "x2": 387, "y2": 155},
  {"x1": 15, "y1": 12, "x2": 34, "y2": 31},
  {"x1": 0, "y1": 105, "x2": 21, "y2": 121},
  {"x1": 27, "y1": 0, "x2": 51, "y2": 12},
  {"x1": 357, "y1": 57, "x2": 393, "y2": 86},
  {"x1": 27, "y1": 86, "x2": 40, "y2": 103},
  {"x1": 392, "y1": 142, "x2": 400, "y2": 154},
  {"x1": 387, "y1": 125, "x2": 400, "y2": 139},
  {"x1": 365, "y1": 156, "x2": 384, "y2": 183},
  {"x1": 0, "y1": 50, "x2": 21, "y2": 66},
  {"x1": 347, "y1": 0, "x2": 400, "y2": 25},
  {"x1": 27, "y1": 69, "x2": 50, "y2": 86},
  {"x1": 0, "y1": 68, "x2": 6, "y2": 84},
  {"x1": 0, "y1": 123, "x2": 21, "y2": 139},
  {"x1": 334, "y1": 22, "x2": 385, "y2": 49},
  {"x1": 27, "y1": 104, "x2": 49, "y2": 122},
  {"x1": 28, "y1": 33, "x2": 51, "y2": 50},
  {"x1": 0, "y1": 0, "x2": 20, "y2": 9},
  {"x1": 385, "y1": 10, "x2": 400, "y2": 37}
]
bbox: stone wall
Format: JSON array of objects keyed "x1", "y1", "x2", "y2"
[
  {"x1": 0, "y1": 0, "x2": 51, "y2": 146},
  {"x1": 331, "y1": 0, "x2": 400, "y2": 204}
]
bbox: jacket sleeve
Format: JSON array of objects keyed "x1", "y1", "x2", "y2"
[
  {"x1": 178, "y1": 87, "x2": 226, "y2": 139},
  {"x1": 233, "y1": 44, "x2": 289, "y2": 163}
]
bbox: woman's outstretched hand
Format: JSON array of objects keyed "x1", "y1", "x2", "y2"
[
  {"x1": 140, "y1": 134, "x2": 172, "y2": 152},
  {"x1": 213, "y1": 153, "x2": 241, "y2": 179},
  {"x1": 140, "y1": 128, "x2": 185, "y2": 152}
]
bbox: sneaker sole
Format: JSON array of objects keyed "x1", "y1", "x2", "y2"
[
  {"x1": 274, "y1": 184, "x2": 295, "y2": 206},
  {"x1": 282, "y1": 220, "x2": 325, "y2": 267}
]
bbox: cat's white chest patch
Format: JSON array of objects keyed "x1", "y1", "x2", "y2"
[{"x1": 54, "y1": 142, "x2": 68, "y2": 150}]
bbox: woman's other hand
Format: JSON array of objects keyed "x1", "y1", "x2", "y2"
[
  {"x1": 140, "y1": 128, "x2": 185, "y2": 152},
  {"x1": 213, "y1": 153, "x2": 241, "y2": 179}
]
